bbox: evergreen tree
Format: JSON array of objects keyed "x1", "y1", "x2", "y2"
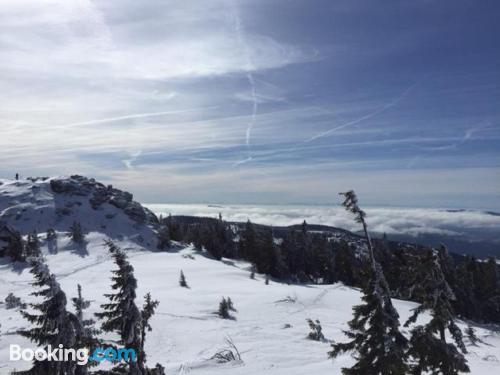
[
  {"x1": 157, "y1": 225, "x2": 171, "y2": 250},
  {"x1": 68, "y1": 222, "x2": 84, "y2": 243},
  {"x1": 250, "y1": 265, "x2": 256, "y2": 279},
  {"x1": 329, "y1": 191, "x2": 408, "y2": 375},
  {"x1": 179, "y1": 270, "x2": 188, "y2": 288},
  {"x1": 255, "y1": 228, "x2": 275, "y2": 275},
  {"x1": 72, "y1": 284, "x2": 100, "y2": 375},
  {"x1": 465, "y1": 326, "x2": 479, "y2": 347},
  {"x1": 5, "y1": 230, "x2": 26, "y2": 262},
  {"x1": 46, "y1": 228, "x2": 57, "y2": 241},
  {"x1": 226, "y1": 297, "x2": 236, "y2": 312},
  {"x1": 16, "y1": 260, "x2": 81, "y2": 375},
  {"x1": 218, "y1": 297, "x2": 235, "y2": 319},
  {"x1": 139, "y1": 293, "x2": 159, "y2": 370},
  {"x1": 306, "y1": 319, "x2": 325, "y2": 341},
  {"x1": 25, "y1": 231, "x2": 41, "y2": 258},
  {"x1": 165, "y1": 214, "x2": 183, "y2": 241},
  {"x1": 218, "y1": 298, "x2": 230, "y2": 319},
  {"x1": 239, "y1": 220, "x2": 257, "y2": 262},
  {"x1": 329, "y1": 264, "x2": 409, "y2": 374},
  {"x1": 404, "y1": 250, "x2": 469, "y2": 374},
  {"x1": 95, "y1": 241, "x2": 144, "y2": 375}
]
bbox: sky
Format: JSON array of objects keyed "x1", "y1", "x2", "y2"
[{"x1": 1, "y1": 0, "x2": 500, "y2": 208}]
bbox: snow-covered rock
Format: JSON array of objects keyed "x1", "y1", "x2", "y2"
[{"x1": 0, "y1": 176, "x2": 159, "y2": 250}]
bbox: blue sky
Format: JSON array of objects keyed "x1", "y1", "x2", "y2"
[{"x1": 1, "y1": 0, "x2": 499, "y2": 208}]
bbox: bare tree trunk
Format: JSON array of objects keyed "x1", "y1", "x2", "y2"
[{"x1": 361, "y1": 220, "x2": 376, "y2": 270}]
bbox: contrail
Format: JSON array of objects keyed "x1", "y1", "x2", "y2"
[
  {"x1": 245, "y1": 82, "x2": 420, "y2": 164},
  {"x1": 123, "y1": 150, "x2": 142, "y2": 170},
  {"x1": 51, "y1": 107, "x2": 217, "y2": 129},
  {"x1": 406, "y1": 121, "x2": 491, "y2": 168},
  {"x1": 245, "y1": 72, "x2": 258, "y2": 148},
  {"x1": 305, "y1": 82, "x2": 419, "y2": 143},
  {"x1": 232, "y1": 4, "x2": 258, "y2": 164}
]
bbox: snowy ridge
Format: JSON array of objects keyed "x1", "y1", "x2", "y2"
[{"x1": 0, "y1": 176, "x2": 159, "y2": 250}]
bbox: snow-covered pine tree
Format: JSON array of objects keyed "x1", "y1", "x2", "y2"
[
  {"x1": 94, "y1": 240, "x2": 144, "y2": 375},
  {"x1": 227, "y1": 297, "x2": 236, "y2": 312},
  {"x1": 179, "y1": 270, "x2": 188, "y2": 288},
  {"x1": 157, "y1": 225, "x2": 171, "y2": 250},
  {"x1": 139, "y1": 293, "x2": 159, "y2": 369},
  {"x1": 218, "y1": 297, "x2": 235, "y2": 319},
  {"x1": 239, "y1": 220, "x2": 257, "y2": 262},
  {"x1": 218, "y1": 298, "x2": 230, "y2": 319},
  {"x1": 306, "y1": 319, "x2": 325, "y2": 341},
  {"x1": 165, "y1": 213, "x2": 183, "y2": 241},
  {"x1": 72, "y1": 284, "x2": 100, "y2": 375},
  {"x1": 329, "y1": 263, "x2": 409, "y2": 374},
  {"x1": 68, "y1": 221, "x2": 84, "y2": 243},
  {"x1": 329, "y1": 190, "x2": 408, "y2": 375},
  {"x1": 16, "y1": 260, "x2": 81, "y2": 375},
  {"x1": 25, "y1": 231, "x2": 40, "y2": 258},
  {"x1": 46, "y1": 228, "x2": 57, "y2": 241},
  {"x1": 465, "y1": 326, "x2": 480, "y2": 347},
  {"x1": 404, "y1": 250, "x2": 469, "y2": 374},
  {"x1": 250, "y1": 265, "x2": 256, "y2": 279},
  {"x1": 5, "y1": 230, "x2": 25, "y2": 262}
]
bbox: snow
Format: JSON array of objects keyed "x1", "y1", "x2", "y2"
[
  {"x1": 1, "y1": 236, "x2": 499, "y2": 374},
  {"x1": 0, "y1": 178, "x2": 499, "y2": 374},
  {"x1": 0, "y1": 177, "x2": 158, "y2": 249}
]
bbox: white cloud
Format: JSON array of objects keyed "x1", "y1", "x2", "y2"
[{"x1": 146, "y1": 203, "x2": 500, "y2": 238}]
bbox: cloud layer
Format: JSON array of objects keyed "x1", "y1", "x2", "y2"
[{"x1": 147, "y1": 203, "x2": 500, "y2": 239}]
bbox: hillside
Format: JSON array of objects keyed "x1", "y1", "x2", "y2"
[
  {"x1": 0, "y1": 176, "x2": 159, "y2": 251},
  {"x1": 1, "y1": 237, "x2": 500, "y2": 374},
  {"x1": 0, "y1": 176, "x2": 499, "y2": 374}
]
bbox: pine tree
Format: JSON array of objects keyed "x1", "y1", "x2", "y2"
[
  {"x1": 465, "y1": 326, "x2": 479, "y2": 347},
  {"x1": 250, "y1": 265, "x2": 256, "y2": 279},
  {"x1": 5, "y1": 230, "x2": 26, "y2": 262},
  {"x1": 46, "y1": 228, "x2": 57, "y2": 241},
  {"x1": 329, "y1": 191, "x2": 408, "y2": 375},
  {"x1": 68, "y1": 222, "x2": 84, "y2": 243},
  {"x1": 218, "y1": 297, "x2": 235, "y2": 319},
  {"x1": 179, "y1": 270, "x2": 188, "y2": 288},
  {"x1": 404, "y1": 250, "x2": 469, "y2": 374},
  {"x1": 139, "y1": 293, "x2": 159, "y2": 371},
  {"x1": 25, "y1": 231, "x2": 41, "y2": 258},
  {"x1": 227, "y1": 297, "x2": 236, "y2": 312},
  {"x1": 72, "y1": 284, "x2": 100, "y2": 375},
  {"x1": 218, "y1": 298, "x2": 230, "y2": 319},
  {"x1": 329, "y1": 264, "x2": 409, "y2": 374},
  {"x1": 306, "y1": 319, "x2": 325, "y2": 341},
  {"x1": 95, "y1": 240, "x2": 144, "y2": 375},
  {"x1": 165, "y1": 214, "x2": 183, "y2": 241},
  {"x1": 157, "y1": 225, "x2": 171, "y2": 250},
  {"x1": 256, "y1": 228, "x2": 275, "y2": 275},
  {"x1": 16, "y1": 260, "x2": 81, "y2": 375},
  {"x1": 239, "y1": 220, "x2": 257, "y2": 262}
]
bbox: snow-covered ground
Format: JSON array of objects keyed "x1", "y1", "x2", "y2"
[{"x1": 1, "y1": 234, "x2": 499, "y2": 374}]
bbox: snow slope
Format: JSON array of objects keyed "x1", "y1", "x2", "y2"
[
  {"x1": 1, "y1": 235, "x2": 499, "y2": 374},
  {"x1": 0, "y1": 176, "x2": 159, "y2": 249}
]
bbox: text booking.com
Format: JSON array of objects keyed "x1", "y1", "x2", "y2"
[{"x1": 10, "y1": 344, "x2": 137, "y2": 365}]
